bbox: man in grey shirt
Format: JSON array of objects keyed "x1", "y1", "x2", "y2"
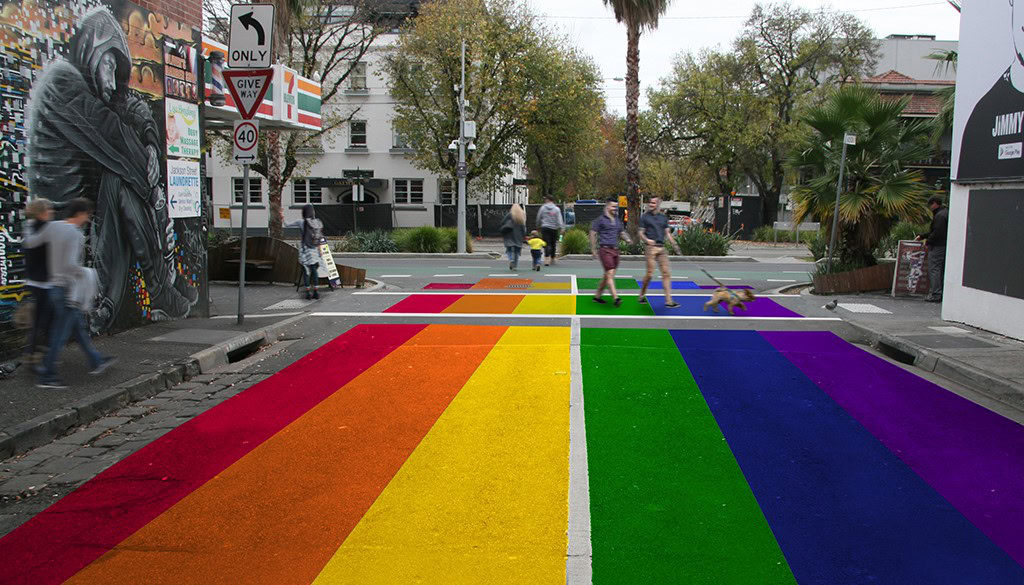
[
  {"x1": 26, "y1": 198, "x2": 115, "y2": 389},
  {"x1": 589, "y1": 198, "x2": 631, "y2": 306},
  {"x1": 638, "y1": 197, "x2": 682, "y2": 308},
  {"x1": 536, "y1": 195, "x2": 564, "y2": 266}
]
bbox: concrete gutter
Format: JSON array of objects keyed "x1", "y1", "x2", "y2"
[
  {"x1": 561, "y1": 254, "x2": 755, "y2": 262},
  {"x1": 334, "y1": 252, "x2": 499, "y2": 259},
  {"x1": 0, "y1": 314, "x2": 307, "y2": 459},
  {"x1": 844, "y1": 320, "x2": 1024, "y2": 410}
]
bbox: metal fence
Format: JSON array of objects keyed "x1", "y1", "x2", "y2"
[
  {"x1": 312, "y1": 204, "x2": 394, "y2": 235},
  {"x1": 435, "y1": 204, "x2": 565, "y2": 237}
]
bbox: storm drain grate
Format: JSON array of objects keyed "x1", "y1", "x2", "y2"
[
  {"x1": 506, "y1": 284, "x2": 530, "y2": 289},
  {"x1": 263, "y1": 299, "x2": 315, "y2": 311}
]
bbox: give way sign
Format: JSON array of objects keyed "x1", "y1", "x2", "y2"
[{"x1": 223, "y1": 68, "x2": 273, "y2": 120}]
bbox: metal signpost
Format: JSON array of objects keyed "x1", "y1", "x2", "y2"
[
  {"x1": 226, "y1": 3, "x2": 274, "y2": 325},
  {"x1": 826, "y1": 132, "x2": 856, "y2": 273}
]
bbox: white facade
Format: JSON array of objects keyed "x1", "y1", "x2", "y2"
[
  {"x1": 209, "y1": 33, "x2": 528, "y2": 232},
  {"x1": 875, "y1": 35, "x2": 958, "y2": 81}
]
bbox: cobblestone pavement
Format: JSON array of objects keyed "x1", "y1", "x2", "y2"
[{"x1": 0, "y1": 371, "x2": 269, "y2": 538}]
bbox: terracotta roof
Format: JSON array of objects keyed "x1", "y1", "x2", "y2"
[
  {"x1": 879, "y1": 92, "x2": 942, "y2": 116},
  {"x1": 863, "y1": 69, "x2": 955, "y2": 86}
]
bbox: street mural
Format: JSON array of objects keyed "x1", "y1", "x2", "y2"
[{"x1": 0, "y1": 0, "x2": 204, "y2": 352}]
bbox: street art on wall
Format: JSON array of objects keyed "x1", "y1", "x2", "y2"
[{"x1": 0, "y1": 0, "x2": 204, "y2": 349}]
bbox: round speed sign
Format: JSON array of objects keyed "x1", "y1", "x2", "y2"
[{"x1": 233, "y1": 120, "x2": 259, "y2": 163}]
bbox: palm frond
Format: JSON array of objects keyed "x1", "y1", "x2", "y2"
[{"x1": 602, "y1": 0, "x2": 672, "y2": 30}]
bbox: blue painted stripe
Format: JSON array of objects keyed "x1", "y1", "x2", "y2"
[
  {"x1": 636, "y1": 280, "x2": 700, "y2": 289},
  {"x1": 672, "y1": 330, "x2": 1024, "y2": 585}
]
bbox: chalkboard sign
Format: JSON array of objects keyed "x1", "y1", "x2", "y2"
[{"x1": 891, "y1": 240, "x2": 930, "y2": 296}]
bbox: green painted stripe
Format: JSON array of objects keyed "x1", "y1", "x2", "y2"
[
  {"x1": 575, "y1": 295, "x2": 652, "y2": 316},
  {"x1": 298, "y1": 92, "x2": 322, "y2": 115},
  {"x1": 576, "y1": 277, "x2": 639, "y2": 290},
  {"x1": 581, "y1": 328, "x2": 797, "y2": 584}
]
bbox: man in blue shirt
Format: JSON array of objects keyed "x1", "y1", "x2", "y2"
[
  {"x1": 638, "y1": 197, "x2": 682, "y2": 308},
  {"x1": 589, "y1": 198, "x2": 631, "y2": 306}
]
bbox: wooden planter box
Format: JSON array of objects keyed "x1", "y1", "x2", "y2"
[{"x1": 812, "y1": 262, "x2": 895, "y2": 295}]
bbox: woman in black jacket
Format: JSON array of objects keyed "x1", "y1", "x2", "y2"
[{"x1": 23, "y1": 199, "x2": 54, "y2": 363}]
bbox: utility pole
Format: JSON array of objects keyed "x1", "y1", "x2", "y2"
[
  {"x1": 456, "y1": 40, "x2": 467, "y2": 253},
  {"x1": 826, "y1": 133, "x2": 856, "y2": 272}
]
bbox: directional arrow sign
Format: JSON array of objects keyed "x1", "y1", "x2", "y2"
[
  {"x1": 229, "y1": 4, "x2": 274, "y2": 68},
  {"x1": 223, "y1": 68, "x2": 273, "y2": 119}
]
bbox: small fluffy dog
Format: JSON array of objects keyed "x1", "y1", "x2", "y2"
[{"x1": 703, "y1": 287, "x2": 756, "y2": 315}]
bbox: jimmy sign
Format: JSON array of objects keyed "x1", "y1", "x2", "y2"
[{"x1": 954, "y1": 1, "x2": 1024, "y2": 182}]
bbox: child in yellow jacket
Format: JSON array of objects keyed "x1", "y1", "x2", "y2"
[{"x1": 527, "y1": 230, "x2": 546, "y2": 271}]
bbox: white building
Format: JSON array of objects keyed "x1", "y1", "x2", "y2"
[{"x1": 207, "y1": 12, "x2": 528, "y2": 233}]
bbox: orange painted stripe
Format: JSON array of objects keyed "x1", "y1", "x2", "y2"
[
  {"x1": 298, "y1": 78, "x2": 321, "y2": 96},
  {"x1": 66, "y1": 325, "x2": 506, "y2": 585},
  {"x1": 471, "y1": 278, "x2": 533, "y2": 289},
  {"x1": 443, "y1": 294, "x2": 525, "y2": 314}
]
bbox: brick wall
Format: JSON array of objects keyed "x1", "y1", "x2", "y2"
[{"x1": 135, "y1": 0, "x2": 201, "y2": 29}]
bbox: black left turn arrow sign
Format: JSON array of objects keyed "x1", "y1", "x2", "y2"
[{"x1": 239, "y1": 11, "x2": 265, "y2": 45}]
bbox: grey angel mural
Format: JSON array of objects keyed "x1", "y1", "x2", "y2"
[{"x1": 20, "y1": 3, "x2": 200, "y2": 333}]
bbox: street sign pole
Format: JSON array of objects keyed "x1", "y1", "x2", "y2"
[
  {"x1": 238, "y1": 162, "x2": 250, "y2": 325},
  {"x1": 826, "y1": 133, "x2": 856, "y2": 273},
  {"x1": 457, "y1": 40, "x2": 467, "y2": 253}
]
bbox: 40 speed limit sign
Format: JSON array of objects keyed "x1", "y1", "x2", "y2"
[{"x1": 233, "y1": 119, "x2": 259, "y2": 165}]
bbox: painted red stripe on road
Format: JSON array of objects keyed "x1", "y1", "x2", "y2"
[
  {"x1": 383, "y1": 294, "x2": 461, "y2": 313},
  {"x1": 0, "y1": 324, "x2": 425, "y2": 585}
]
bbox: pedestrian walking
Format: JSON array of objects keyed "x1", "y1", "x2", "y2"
[
  {"x1": 22, "y1": 198, "x2": 55, "y2": 365},
  {"x1": 536, "y1": 195, "x2": 564, "y2": 266},
  {"x1": 637, "y1": 197, "x2": 682, "y2": 308},
  {"x1": 286, "y1": 204, "x2": 325, "y2": 300},
  {"x1": 917, "y1": 195, "x2": 948, "y2": 302},
  {"x1": 527, "y1": 230, "x2": 546, "y2": 271},
  {"x1": 500, "y1": 203, "x2": 526, "y2": 271},
  {"x1": 28, "y1": 198, "x2": 115, "y2": 389},
  {"x1": 589, "y1": 198, "x2": 631, "y2": 306}
]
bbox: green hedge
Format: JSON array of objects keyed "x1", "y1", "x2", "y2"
[
  {"x1": 674, "y1": 228, "x2": 732, "y2": 256},
  {"x1": 559, "y1": 229, "x2": 590, "y2": 255},
  {"x1": 751, "y1": 226, "x2": 817, "y2": 244}
]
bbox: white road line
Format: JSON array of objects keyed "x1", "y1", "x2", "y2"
[
  {"x1": 766, "y1": 279, "x2": 797, "y2": 283},
  {"x1": 783, "y1": 271, "x2": 810, "y2": 274},
  {"x1": 488, "y1": 274, "x2": 529, "y2": 277},
  {"x1": 447, "y1": 266, "x2": 487, "y2": 268},
  {"x1": 571, "y1": 274, "x2": 579, "y2": 295},
  {"x1": 353, "y1": 291, "x2": 803, "y2": 298},
  {"x1": 309, "y1": 311, "x2": 840, "y2": 321},
  {"x1": 378, "y1": 274, "x2": 411, "y2": 278},
  {"x1": 432, "y1": 274, "x2": 464, "y2": 277},
  {"x1": 544, "y1": 273, "x2": 575, "y2": 277},
  {"x1": 714, "y1": 277, "x2": 742, "y2": 281},
  {"x1": 567, "y1": 316, "x2": 592, "y2": 583},
  {"x1": 211, "y1": 311, "x2": 303, "y2": 319}
]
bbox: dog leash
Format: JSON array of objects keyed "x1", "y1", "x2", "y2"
[{"x1": 699, "y1": 267, "x2": 740, "y2": 301}]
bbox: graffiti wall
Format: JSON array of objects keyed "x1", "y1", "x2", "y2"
[{"x1": 0, "y1": 0, "x2": 205, "y2": 354}]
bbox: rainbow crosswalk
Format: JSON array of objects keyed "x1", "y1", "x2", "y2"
[{"x1": 1, "y1": 325, "x2": 1022, "y2": 584}]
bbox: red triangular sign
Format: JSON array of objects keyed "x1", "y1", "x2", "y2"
[{"x1": 223, "y1": 68, "x2": 274, "y2": 120}]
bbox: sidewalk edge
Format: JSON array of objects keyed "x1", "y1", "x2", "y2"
[
  {"x1": 1, "y1": 314, "x2": 308, "y2": 459},
  {"x1": 845, "y1": 321, "x2": 1024, "y2": 409}
]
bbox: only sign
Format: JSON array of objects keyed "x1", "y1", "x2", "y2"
[{"x1": 233, "y1": 119, "x2": 259, "y2": 165}]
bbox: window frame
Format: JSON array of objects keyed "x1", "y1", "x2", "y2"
[
  {"x1": 232, "y1": 177, "x2": 262, "y2": 204},
  {"x1": 438, "y1": 178, "x2": 455, "y2": 205},
  {"x1": 292, "y1": 178, "x2": 322, "y2": 205},
  {"x1": 349, "y1": 62, "x2": 368, "y2": 91},
  {"x1": 394, "y1": 178, "x2": 424, "y2": 205},
  {"x1": 349, "y1": 119, "x2": 367, "y2": 148}
]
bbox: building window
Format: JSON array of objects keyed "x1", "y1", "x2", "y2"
[
  {"x1": 392, "y1": 128, "x2": 411, "y2": 149},
  {"x1": 349, "y1": 120, "x2": 367, "y2": 148},
  {"x1": 232, "y1": 177, "x2": 261, "y2": 204},
  {"x1": 293, "y1": 178, "x2": 322, "y2": 204},
  {"x1": 350, "y1": 62, "x2": 367, "y2": 91},
  {"x1": 394, "y1": 179, "x2": 424, "y2": 204},
  {"x1": 439, "y1": 179, "x2": 454, "y2": 205}
]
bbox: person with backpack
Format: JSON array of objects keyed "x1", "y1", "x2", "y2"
[
  {"x1": 22, "y1": 198, "x2": 55, "y2": 365},
  {"x1": 536, "y1": 195, "x2": 565, "y2": 266},
  {"x1": 286, "y1": 204, "x2": 325, "y2": 300}
]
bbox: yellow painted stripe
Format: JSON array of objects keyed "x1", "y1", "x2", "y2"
[
  {"x1": 312, "y1": 326, "x2": 571, "y2": 584},
  {"x1": 529, "y1": 282, "x2": 571, "y2": 290},
  {"x1": 514, "y1": 294, "x2": 576, "y2": 315}
]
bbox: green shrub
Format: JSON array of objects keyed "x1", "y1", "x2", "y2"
[
  {"x1": 674, "y1": 228, "x2": 732, "y2": 256},
  {"x1": 874, "y1": 221, "x2": 927, "y2": 259},
  {"x1": 807, "y1": 230, "x2": 829, "y2": 261},
  {"x1": 401, "y1": 226, "x2": 445, "y2": 253},
  {"x1": 559, "y1": 229, "x2": 590, "y2": 255},
  {"x1": 208, "y1": 228, "x2": 235, "y2": 248},
  {"x1": 351, "y1": 230, "x2": 398, "y2": 253},
  {"x1": 438, "y1": 227, "x2": 473, "y2": 253},
  {"x1": 618, "y1": 239, "x2": 645, "y2": 255}
]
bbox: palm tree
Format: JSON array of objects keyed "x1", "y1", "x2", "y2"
[
  {"x1": 788, "y1": 85, "x2": 933, "y2": 267},
  {"x1": 602, "y1": 0, "x2": 672, "y2": 238}
]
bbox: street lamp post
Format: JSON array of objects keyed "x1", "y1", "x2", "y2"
[
  {"x1": 456, "y1": 40, "x2": 467, "y2": 254},
  {"x1": 826, "y1": 132, "x2": 856, "y2": 273}
]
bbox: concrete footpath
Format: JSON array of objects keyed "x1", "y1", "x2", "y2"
[{"x1": 0, "y1": 282, "x2": 348, "y2": 459}]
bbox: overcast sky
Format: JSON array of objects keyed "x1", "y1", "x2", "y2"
[{"x1": 522, "y1": 0, "x2": 962, "y2": 115}]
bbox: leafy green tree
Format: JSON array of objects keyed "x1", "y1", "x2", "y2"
[
  {"x1": 788, "y1": 85, "x2": 932, "y2": 267},
  {"x1": 385, "y1": 0, "x2": 559, "y2": 192},
  {"x1": 735, "y1": 3, "x2": 878, "y2": 228},
  {"x1": 601, "y1": 0, "x2": 673, "y2": 238},
  {"x1": 523, "y1": 46, "x2": 604, "y2": 203}
]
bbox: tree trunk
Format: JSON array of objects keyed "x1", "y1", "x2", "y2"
[
  {"x1": 624, "y1": 22, "x2": 642, "y2": 240},
  {"x1": 267, "y1": 130, "x2": 284, "y2": 239}
]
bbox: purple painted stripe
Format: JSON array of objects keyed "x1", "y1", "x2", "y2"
[{"x1": 761, "y1": 330, "x2": 1024, "y2": 567}]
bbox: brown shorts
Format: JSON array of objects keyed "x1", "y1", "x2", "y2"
[
  {"x1": 645, "y1": 245, "x2": 671, "y2": 276},
  {"x1": 598, "y1": 246, "x2": 620, "y2": 270}
]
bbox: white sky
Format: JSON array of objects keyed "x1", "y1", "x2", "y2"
[{"x1": 523, "y1": 0, "x2": 963, "y2": 115}]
